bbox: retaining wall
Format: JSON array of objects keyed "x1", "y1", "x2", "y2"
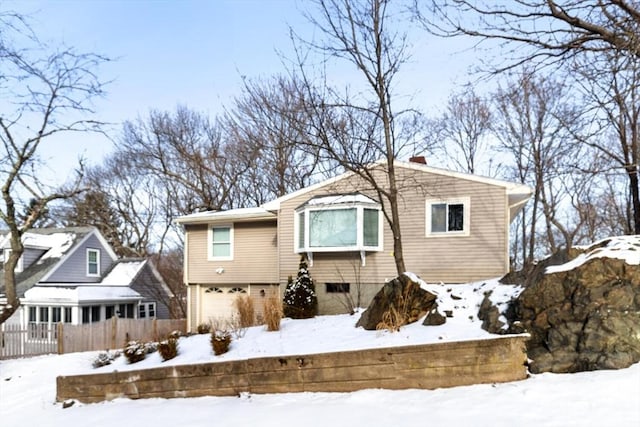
[{"x1": 57, "y1": 335, "x2": 529, "y2": 403}]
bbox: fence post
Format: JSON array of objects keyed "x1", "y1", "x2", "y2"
[
  {"x1": 57, "y1": 323, "x2": 64, "y2": 354},
  {"x1": 111, "y1": 316, "x2": 118, "y2": 349}
]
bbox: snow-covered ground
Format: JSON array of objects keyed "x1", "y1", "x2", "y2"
[{"x1": 1, "y1": 278, "x2": 639, "y2": 427}]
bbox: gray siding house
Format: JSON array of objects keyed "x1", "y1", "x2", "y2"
[{"x1": 0, "y1": 227, "x2": 173, "y2": 328}]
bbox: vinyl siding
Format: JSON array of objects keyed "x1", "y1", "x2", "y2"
[
  {"x1": 46, "y1": 234, "x2": 115, "y2": 283},
  {"x1": 278, "y1": 166, "x2": 509, "y2": 301},
  {"x1": 131, "y1": 265, "x2": 172, "y2": 319},
  {"x1": 186, "y1": 220, "x2": 278, "y2": 285}
]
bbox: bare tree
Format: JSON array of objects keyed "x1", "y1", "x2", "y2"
[
  {"x1": 0, "y1": 11, "x2": 109, "y2": 324},
  {"x1": 417, "y1": 1, "x2": 640, "y2": 236},
  {"x1": 573, "y1": 49, "x2": 640, "y2": 233},
  {"x1": 427, "y1": 86, "x2": 494, "y2": 174},
  {"x1": 492, "y1": 70, "x2": 583, "y2": 263},
  {"x1": 417, "y1": 1, "x2": 640, "y2": 72},
  {"x1": 293, "y1": 0, "x2": 423, "y2": 275},
  {"x1": 223, "y1": 75, "x2": 322, "y2": 206}
]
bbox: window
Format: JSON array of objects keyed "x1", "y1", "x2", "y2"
[
  {"x1": 295, "y1": 194, "x2": 383, "y2": 253},
  {"x1": 87, "y1": 248, "x2": 100, "y2": 276},
  {"x1": 28, "y1": 306, "x2": 36, "y2": 323},
  {"x1": 82, "y1": 305, "x2": 102, "y2": 323},
  {"x1": 64, "y1": 307, "x2": 72, "y2": 323},
  {"x1": 209, "y1": 225, "x2": 233, "y2": 260},
  {"x1": 139, "y1": 304, "x2": 146, "y2": 318},
  {"x1": 425, "y1": 198, "x2": 470, "y2": 237},
  {"x1": 326, "y1": 283, "x2": 350, "y2": 293},
  {"x1": 148, "y1": 303, "x2": 156, "y2": 318},
  {"x1": 118, "y1": 303, "x2": 135, "y2": 318},
  {"x1": 52, "y1": 307, "x2": 61, "y2": 323},
  {"x1": 105, "y1": 305, "x2": 115, "y2": 319},
  {"x1": 139, "y1": 303, "x2": 157, "y2": 319}
]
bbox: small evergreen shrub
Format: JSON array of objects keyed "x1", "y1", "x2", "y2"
[
  {"x1": 124, "y1": 341, "x2": 147, "y2": 364},
  {"x1": 158, "y1": 337, "x2": 179, "y2": 361},
  {"x1": 263, "y1": 292, "x2": 283, "y2": 332},
  {"x1": 197, "y1": 323, "x2": 211, "y2": 334},
  {"x1": 210, "y1": 329, "x2": 231, "y2": 355},
  {"x1": 233, "y1": 295, "x2": 255, "y2": 328},
  {"x1": 92, "y1": 350, "x2": 120, "y2": 368},
  {"x1": 283, "y1": 255, "x2": 318, "y2": 319}
]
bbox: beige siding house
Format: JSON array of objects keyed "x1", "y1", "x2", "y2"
[{"x1": 175, "y1": 160, "x2": 531, "y2": 331}]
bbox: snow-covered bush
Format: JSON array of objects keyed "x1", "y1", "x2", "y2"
[
  {"x1": 158, "y1": 337, "x2": 179, "y2": 361},
  {"x1": 123, "y1": 341, "x2": 156, "y2": 364},
  {"x1": 197, "y1": 323, "x2": 211, "y2": 334},
  {"x1": 283, "y1": 255, "x2": 318, "y2": 319},
  {"x1": 210, "y1": 329, "x2": 231, "y2": 355},
  {"x1": 92, "y1": 350, "x2": 120, "y2": 368}
]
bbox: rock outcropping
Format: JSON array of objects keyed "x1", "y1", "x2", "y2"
[
  {"x1": 486, "y1": 236, "x2": 640, "y2": 373},
  {"x1": 356, "y1": 274, "x2": 438, "y2": 330}
]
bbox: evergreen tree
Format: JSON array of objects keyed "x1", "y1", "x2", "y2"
[{"x1": 283, "y1": 255, "x2": 318, "y2": 319}]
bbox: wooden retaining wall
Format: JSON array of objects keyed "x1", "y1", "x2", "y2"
[{"x1": 57, "y1": 335, "x2": 529, "y2": 403}]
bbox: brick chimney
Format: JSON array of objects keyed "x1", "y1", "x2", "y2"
[{"x1": 409, "y1": 156, "x2": 427, "y2": 164}]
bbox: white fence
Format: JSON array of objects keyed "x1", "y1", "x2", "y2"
[
  {"x1": 0, "y1": 323, "x2": 58, "y2": 359},
  {"x1": 0, "y1": 318, "x2": 186, "y2": 359}
]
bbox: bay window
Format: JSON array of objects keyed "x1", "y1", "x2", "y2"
[{"x1": 295, "y1": 194, "x2": 383, "y2": 260}]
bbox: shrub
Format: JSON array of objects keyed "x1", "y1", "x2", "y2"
[
  {"x1": 124, "y1": 341, "x2": 147, "y2": 364},
  {"x1": 158, "y1": 337, "x2": 179, "y2": 361},
  {"x1": 197, "y1": 323, "x2": 211, "y2": 334},
  {"x1": 210, "y1": 329, "x2": 231, "y2": 355},
  {"x1": 233, "y1": 295, "x2": 255, "y2": 328},
  {"x1": 283, "y1": 255, "x2": 318, "y2": 319},
  {"x1": 263, "y1": 292, "x2": 283, "y2": 332},
  {"x1": 92, "y1": 350, "x2": 120, "y2": 368}
]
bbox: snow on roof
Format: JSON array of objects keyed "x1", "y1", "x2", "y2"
[
  {"x1": 175, "y1": 207, "x2": 276, "y2": 224},
  {"x1": 23, "y1": 285, "x2": 142, "y2": 302},
  {"x1": 100, "y1": 260, "x2": 146, "y2": 286},
  {"x1": 0, "y1": 231, "x2": 76, "y2": 261},
  {"x1": 305, "y1": 193, "x2": 377, "y2": 206},
  {"x1": 545, "y1": 235, "x2": 640, "y2": 274}
]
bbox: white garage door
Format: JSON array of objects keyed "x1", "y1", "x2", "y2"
[{"x1": 201, "y1": 286, "x2": 247, "y2": 324}]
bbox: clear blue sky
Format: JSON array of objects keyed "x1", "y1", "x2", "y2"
[{"x1": 5, "y1": 0, "x2": 482, "y2": 186}]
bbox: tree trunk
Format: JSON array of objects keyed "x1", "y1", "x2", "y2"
[{"x1": 627, "y1": 165, "x2": 640, "y2": 234}]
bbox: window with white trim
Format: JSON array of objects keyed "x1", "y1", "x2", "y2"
[
  {"x1": 139, "y1": 302, "x2": 157, "y2": 319},
  {"x1": 87, "y1": 248, "x2": 100, "y2": 276},
  {"x1": 295, "y1": 194, "x2": 383, "y2": 253},
  {"x1": 209, "y1": 225, "x2": 233, "y2": 260},
  {"x1": 425, "y1": 198, "x2": 470, "y2": 236}
]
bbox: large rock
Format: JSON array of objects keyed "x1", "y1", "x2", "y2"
[
  {"x1": 518, "y1": 256, "x2": 640, "y2": 373},
  {"x1": 356, "y1": 274, "x2": 438, "y2": 330}
]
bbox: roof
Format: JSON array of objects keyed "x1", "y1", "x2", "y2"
[
  {"x1": 0, "y1": 227, "x2": 96, "y2": 298},
  {"x1": 23, "y1": 285, "x2": 143, "y2": 304},
  {"x1": 263, "y1": 160, "x2": 532, "y2": 211},
  {"x1": 99, "y1": 259, "x2": 147, "y2": 286},
  {"x1": 175, "y1": 207, "x2": 277, "y2": 225},
  {"x1": 173, "y1": 160, "x2": 533, "y2": 225}
]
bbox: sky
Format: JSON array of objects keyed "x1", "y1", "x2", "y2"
[{"x1": 3, "y1": 0, "x2": 482, "y2": 188}]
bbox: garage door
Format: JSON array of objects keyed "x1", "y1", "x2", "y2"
[{"x1": 201, "y1": 286, "x2": 247, "y2": 324}]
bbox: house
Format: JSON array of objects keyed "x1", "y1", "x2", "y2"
[
  {"x1": 175, "y1": 160, "x2": 532, "y2": 331},
  {"x1": 0, "y1": 226, "x2": 173, "y2": 329}
]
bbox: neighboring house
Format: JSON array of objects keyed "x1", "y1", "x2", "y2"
[
  {"x1": 176, "y1": 160, "x2": 532, "y2": 331},
  {"x1": 0, "y1": 227, "x2": 173, "y2": 329}
]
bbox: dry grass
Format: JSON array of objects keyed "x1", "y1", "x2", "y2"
[
  {"x1": 234, "y1": 295, "x2": 256, "y2": 328},
  {"x1": 263, "y1": 293, "x2": 283, "y2": 332}
]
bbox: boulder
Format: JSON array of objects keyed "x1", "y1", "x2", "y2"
[
  {"x1": 508, "y1": 238, "x2": 640, "y2": 373},
  {"x1": 356, "y1": 274, "x2": 438, "y2": 330}
]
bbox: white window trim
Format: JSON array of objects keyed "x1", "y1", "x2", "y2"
[
  {"x1": 294, "y1": 204, "x2": 383, "y2": 253},
  {"x1": 425, "y1": 197, "x2": 471, "y2": 237},
  {"x1": 208, "y1": 224, "x2": 234, "y2": 261},
  {"x1": 86, "y1": 248, "x2": 101, "y2": 277}
]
